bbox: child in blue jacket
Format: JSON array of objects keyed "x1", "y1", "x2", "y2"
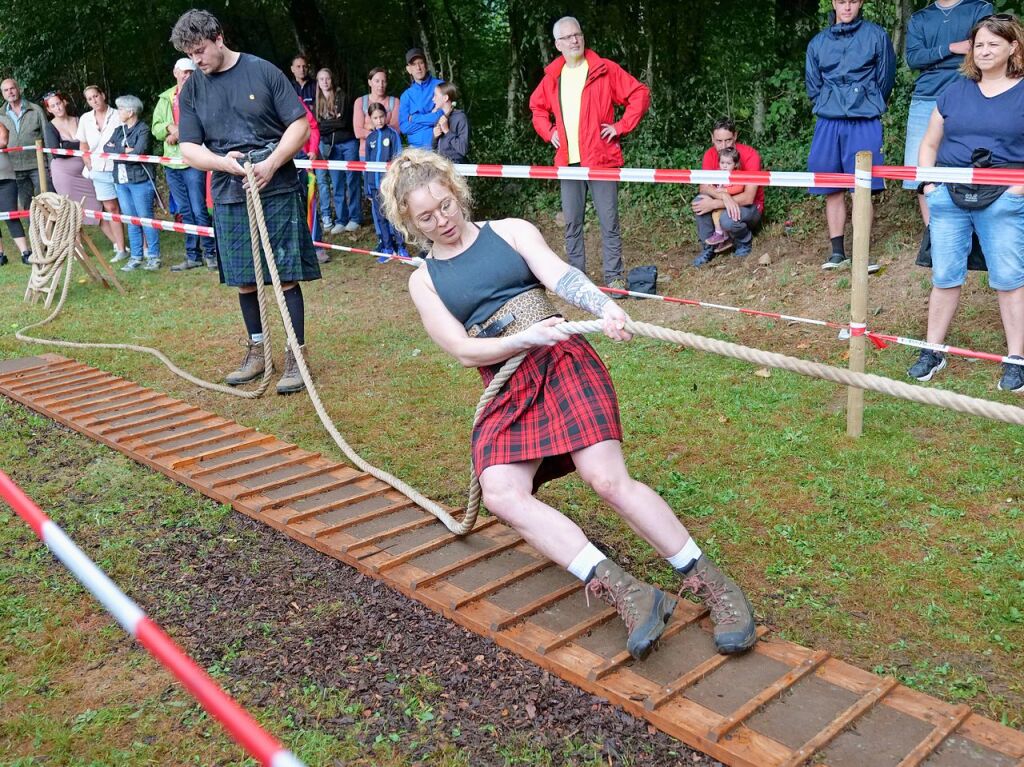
[{"x1": 365, "y1": 102, "x2": 406, "y2": 257}]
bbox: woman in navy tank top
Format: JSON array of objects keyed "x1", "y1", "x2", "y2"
[{"x1": 379, "y1": 149, "x2": 757, "y2": 658}]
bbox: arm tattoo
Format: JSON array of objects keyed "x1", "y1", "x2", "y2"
[{"x1": 555, "y1": 266, "x2": 611, "y2": 317}]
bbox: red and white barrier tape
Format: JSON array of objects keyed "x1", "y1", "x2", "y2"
[
  {"x1": 0, "y1": 470, "x2": 306, "y2": 767},
  {"x1": 83, "y1": 208, "x2": 215, "y2": 236},
  {"x1": 0, "y1": 210, "x2": 31, "y2": 222}
]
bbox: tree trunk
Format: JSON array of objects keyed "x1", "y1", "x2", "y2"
[
  {"x1": 536, "y1": 20, "x2": 552, "y2": 64},
  {"x1": 753, "y1": 78, "x2": 766, "y2": 137},
  {"x1": 286, "y1": 0, "x2": 338, "y2": 73}
]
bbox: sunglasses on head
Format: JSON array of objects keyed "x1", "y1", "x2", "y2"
[{"x1": 984, "y1": 13, "x2": 1017, "y2": 22}]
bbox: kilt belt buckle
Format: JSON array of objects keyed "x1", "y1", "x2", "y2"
[{"x1": 467, "y1": 287, "x2": 560, "y2": 339}]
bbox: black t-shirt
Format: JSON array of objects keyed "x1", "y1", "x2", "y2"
[{"x1": 179, "y1": 52, "x2": 306, "y2": 204}]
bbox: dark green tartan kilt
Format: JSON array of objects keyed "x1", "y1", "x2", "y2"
[{"x1": 213, "y1": 191, "x2": 321, "y2": 287}]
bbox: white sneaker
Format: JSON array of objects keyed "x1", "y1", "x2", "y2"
[
  {"x1": 330, "y1": 223, "x2": 347, "y2": 235},
  {"x1": 110, "y1": 250, "x2": 129, "y2": 264},
  {"x1": 344, "y1": 221, "x2": 361, "y2": 232}
]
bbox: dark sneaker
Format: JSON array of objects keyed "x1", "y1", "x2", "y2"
[
  {"x1": 705, "y1": 230, "x2": 729, "y2": 246},
  {"x1": 204, "y1": 256, "x2": 219, "y2": 271},
  {"x1": 0, "y1": 252, "x2": 7, "y2": 266},
  {"x1": 907, "y1": 349, "x2": 946, "y2": 382},
  {"x1": 587, "y1": 559, "x2": 676, "y2": 661},
  {"x1": 679, "y1": 556, "x2": 757, "y2": 654},
  {"x1": 276, "y1": 345, "x2": 307, "y2": 394},
  {"x1": 225, "y1": 340, "x2": 266, "y2": 386},
  {"x1": 713, "y1": 239, "x2": 734, "y2": 254},
  {"x1": 21, "y1": 251, "x2": 32, "y2": 265},
  {"x1": 170, "y1": 259, "x2": 203, "y2": 272},
  {"x1": 998, "y1": 356, "x2": 1024, "y2": 392},
  {"x1": 821, "y1": 252, "x2": 849, "y2": 270},
  {"x1": 693, "y1": 246, "x2": 715, "y2": 267},
  {"x1": 606, "y1": 278, "x2": 628, "y2": 300},
  {"x1": 734, "y1": 243, "x2": 752, "y2": 258}
]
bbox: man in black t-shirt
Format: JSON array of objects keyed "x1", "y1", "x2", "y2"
[{"x1": 172, "y1": 8, "x2": 320, "y2": 395}]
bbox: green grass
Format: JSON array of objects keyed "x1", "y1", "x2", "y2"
[{"x1": 1, "y1": 216, "x2": 1023, "y2": 764}]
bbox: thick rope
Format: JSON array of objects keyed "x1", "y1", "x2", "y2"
[{"x1": 24, "y1": 193, "x2": 80, "y2": 305}]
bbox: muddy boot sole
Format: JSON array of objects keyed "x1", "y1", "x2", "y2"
[
  {"x1": 625, "y1": 589, "x2": 676, "y2": 660},
  {"x1": 224, "y1": 370, "x2": 264, "y2": 386},
  {"x1": 275, "y1": 379, "x2": 306, "y2": 395}
]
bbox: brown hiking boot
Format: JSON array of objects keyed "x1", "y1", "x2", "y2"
[
  {"x1": 679, "y1": 557, "x2": 757, "y2": 654},
  {"x1": 276, "y1": 345, "x2": 307, "y2": 395},
  {"x1": 224, "y1": 340, "x2": 266, "y2": 386},
  {"x1": 587, "y1": 559, "x2": 676, "y2": 660}
]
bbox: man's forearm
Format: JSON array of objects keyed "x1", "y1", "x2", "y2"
[{"x1": 180, "y1": 142, "x2": 228, "y2": 173}]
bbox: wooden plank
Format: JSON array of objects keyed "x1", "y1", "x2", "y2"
[
  {"x1": 147, "y1": 425, "x2": 253, "y2": 459},
  {"x1": 232, "y1": 464, "x2": 344, "y2": 499},
  {"x1": 187, "y1": 444, "x2": 299, "y2": 479},
  {"x1": 538, "y1": 607, "x2": 618, "y2": 656},
  {"x1": 98, "y1": 405, "x2": 202, "y2": 436},
  {"x1": 278, "y1": 481, "x2": 385, "y2": 520},
  {"x1": 169, "y1": 434, "x2": 278, "y2": 468},
  {"x1": 310, "y1": 500, "x2": 415, "y2": 539},
  {"x1": 779, "y1": 677, "x2": 899, "y2": 767},
  {"x1": 6, "y1": 368, "x2": 106, "y2": 393},
  {"x1": 346, "y1": 516, "x2": 438, "y2": 553},
  {"x1": 33, "y1": 376, "x2": 122, "y2": 401},
  {"x1": 593, "y1": 611, "x2": 714, "y2": 683},
  {"x1": 451, "y1": 558, "x2": 552, "y2": 609},
  {"x1": 121, "y1": 412, "x2": 222, "y2": 442},
  {"x1": 894, "y1": 704, "x2": 972, "y2": 767},
  {"x1": 491, "y1": 581, "x2": 583, "y2": 631},
  {"x1": 211, "y1": 452, "x2": 320, "y2": 487},
  {"x1": 73, "y1": 392, "x2": 165, "y2": 419},
  {"x1": 369, "y1": 516, "x2": 502, "y2": 572},
  {"x1": 132, "y1": 418, "x2": 232, "y2": 450},
  {"x1": 85, "y1": 399, "x2": 176, "y2": 426},
  {"x1": 708, "y1": 650, "x2": 830, "y2": 742},
  {"x1": 41, "y1": 381, "x2": 138, "y2": 408},
  {"x1": 0, "y1": 359, "x2": 75, "y2": 382},
  {"x1": 411, "y1": 538, "x2": 525, "y2": 589}
]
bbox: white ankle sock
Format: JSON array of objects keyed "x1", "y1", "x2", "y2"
[
  {"x1": 567, "y1": 542, "x2": 606, "y2": 582},
  {"x1": 667, "y1": 538, "x2": 702, "y2": 573},
  {"x1": 251, "y1": 333, "x2": 265, "y2": 343}
]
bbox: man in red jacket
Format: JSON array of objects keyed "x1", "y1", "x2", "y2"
[{"x1": 529, "y1": 16, "x2": 650, "y2": 294}]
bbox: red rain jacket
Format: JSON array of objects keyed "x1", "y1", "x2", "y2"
[{"x1": 529, "y1": 49, "x2": 650, "y2": 169}]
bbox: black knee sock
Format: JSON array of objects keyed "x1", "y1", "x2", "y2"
[
  {"x1": 283, "y1": 285, "x2": 305, "y2": 346},
  {"x1": 238, "y1": 291, "x2": 263, "y2": 341},
  {"x1": 830, "y1": 234, "x2": 845, "y2": 256}
]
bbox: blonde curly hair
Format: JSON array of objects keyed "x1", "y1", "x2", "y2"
[{"x1": 379, "y1": 148, "x2": 473, "y2": 251}]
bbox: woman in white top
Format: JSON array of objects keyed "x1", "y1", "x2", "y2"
[{"x1": 75, "y1": 84, "x2": 126, "y2": 259}]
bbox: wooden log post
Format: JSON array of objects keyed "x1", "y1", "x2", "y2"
[
  {"x1": 846, "y1": 151, "x2": 873, "y2": 438},
  {"x1": 35, "y1": 139, "x2": 48, "y2": 194}
]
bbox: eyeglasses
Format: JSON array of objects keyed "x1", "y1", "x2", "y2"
[
  {"x1": 415, "y1": 197, "x2": 460, "y2": 230},
  {"x1": 556, "y1": 32, "x2": 583, "y2": 42}
]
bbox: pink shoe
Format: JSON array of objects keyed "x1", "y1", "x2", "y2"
[{"x1": 705, "y1": 230, "x2": 730, "y2": 246}]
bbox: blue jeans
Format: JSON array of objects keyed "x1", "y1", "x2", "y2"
[
  {"x1": 316, "y1": 139, "x2": 361, "y2": 226},
  {"x1": 114, "y1": 181, "x2": 160, "y2": 258},
  {"x1": 164, "y1": 166, "x2": 216, "y2": 261},
  {"x1": 926, "y1": 185, "x2": 1024, "y2": 291},
  {"x1": 902, "y1": 98, "x2": 937, "y2": 190}
]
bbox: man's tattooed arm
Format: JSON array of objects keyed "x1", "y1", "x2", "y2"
[{"x1": 554, "y1": 266, "x2": 611, "y2": 317}]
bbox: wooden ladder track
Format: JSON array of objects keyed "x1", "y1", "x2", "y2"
[{"x1": 3, "y1": 354, "x2": 1022, "y2": 767}]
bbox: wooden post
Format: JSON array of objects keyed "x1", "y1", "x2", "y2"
[
  {"x1": 35, "y1": 139, "x2": 48, "y2": 194},
  {"x1": 846, "y1": 151, "x2": 872, "y2": 438}
]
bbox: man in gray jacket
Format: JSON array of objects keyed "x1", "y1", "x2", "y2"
[{"x1": 0, "y1": 79, "x2": 50, "y2": 208}]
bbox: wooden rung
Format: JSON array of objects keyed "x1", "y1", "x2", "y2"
[
  {"x1": 537, "y1": 607, "x2": 618, "y2": 656},
  {"x1": 136, "y1": 418, "x2": 232, "y2": 450},
  {"x1": 170, "y1": 434, "x2": 278, "y2": 468},
  {"x1": 310, "y1": 500, "x2": 415, "y2": 539},
  {"x1": 211, "y1": 452, "x2": 321, "y2": 488},
  {"x1": 40, "y1": 381, "x2": 137, "y2": 408},
  {"x1": 0, "y1": 360, "x2": 77, "y2": 383},
  {"x1": 33, "y1": 376, "x2": 119, "y2": 401},
  {"x1": 148, "y1": 426, "x2": 252, "y2": 459},
  {"x1": 643, "y1": 623, "x2": 770, "y2": 705},
  {"x1": 592, "y1": 610, "x2": 710, "y2": 683},
  {"x1": 233, "y1": 464, "x2": 344, "y2": 500},
  {"x1": 262, "y1": 477, "x2": 379, "y2": 514},
  {"x1": 371, "y1": 516, "x2": 501, "y2": 572},
  {"x1": 13, "y1": 370, "x2": 110, "y2": 395},
  {"x1": 491, "y1": 582, "x2": 583, "y2": 632},
  {"x1": 779, "y1": 677, "x2": 900, "y2": 767},
  {"x1": 122, "y1": 412, "x2": 227, "y2": 443},
  {"x1": 894, "y1": 704, "x2": 972, "y2": 767},
  {"x1": 347, "y1": 516, "x2": 438, "y2": 554},
  {"x1": 73, "y1": 392, "x2": 163, "y2": 418},
  {"x1": 709, "y1": 649, "x2": 830, "y2": 742},
  {"x1": 187, "y1": 444, "x2": 298, "y2": 480},
  {"x1": 411, "y1": 537, "x2": 525, "y2": 589},
  {"x1": 274, "y1": 475, "x2": 376, "y2": 520},
  {"x1": 99, "y1": 406, "x2": 201, "y2": 436},
  {"x1": 451, "y1": 558, "x2": 551, "y2": 609},
  {"x1": 86, "y1": 400, "x2": 173, "y2": 426}
]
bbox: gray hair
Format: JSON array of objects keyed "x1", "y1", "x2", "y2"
[
  {"x1": 170, "y1": 8, "x2": 223, "y2": 52},
  {"x1": 114, "y1": 95, "x2": 144, "y2": 116},
  {"x1": 553, "y1": 16, "x2": 582, "y2": 38}
]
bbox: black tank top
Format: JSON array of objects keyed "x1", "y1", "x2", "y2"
[{"x1": 426, "y1": 223, "x2": 542, "y2": 330}]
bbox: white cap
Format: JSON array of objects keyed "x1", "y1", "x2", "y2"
[{"x1": 174, "y1": 58, "x2": 196, "y2": 72}]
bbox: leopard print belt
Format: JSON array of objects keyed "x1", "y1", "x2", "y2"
[{"x1": 467, "y1": 287, "x2": 560, "y2": 339}]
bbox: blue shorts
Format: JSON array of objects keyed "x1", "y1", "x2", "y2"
[
  {"x1": 926, "y1": 185, "x2": 1024, "y2": 291},
  {"x1": 90, "y1": 170, "x2": 117, "y2": 202},
  {"x1": 808, "y1": 117, "x2": 885, "y2": 195},
  {"x1": 902, "y1": 99, "x2": 937, "y2": 190}
]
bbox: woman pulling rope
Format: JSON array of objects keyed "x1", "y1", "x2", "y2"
[{"x1": 380, "y1": 149, "x2": 757, "y2": 658}]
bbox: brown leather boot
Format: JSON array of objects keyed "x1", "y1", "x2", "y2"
[
  {"x1": 587, "y1": 559, "x2": 676, "y2": 660},
  {"x1": 276, "y1": 344, "x2": 307, "y2": 394},
  {"x1": 679, "y1": 556, "x2": 757, "y2": 654},
  {"x1": 224, "y1": 340, "x2": 266, "y2": 385}
]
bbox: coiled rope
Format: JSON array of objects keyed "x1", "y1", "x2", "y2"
[{"x1": 14, "y1": 186, "x2": 1024, "y2": 539}]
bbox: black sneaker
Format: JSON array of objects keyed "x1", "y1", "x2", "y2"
[
  {"x1": 0, "y1": 252, "x2": 7, "y2": 266},
  {"x1": 170, "y1": 259, "x2": 203, "y2": 272},
  {"x1": 21, "y1": 251, "x2": 31, "y2": 265},
  {"x1": 821, "y1": 252, "x2": 848, "y2": 270},
  {"x1": 693, "y1": 246, "x2": 715, "y2": 267},
  {"x1": 998, "y1": 356, "x2": 1024, "y2": 392},
  {"x1": 908, "y1": 349, "x2": 947, "y2": 382}
]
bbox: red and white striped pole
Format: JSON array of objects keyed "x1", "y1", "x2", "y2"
[{"x1": 0, "y1": 470, "x2": 306, "y2": 767}]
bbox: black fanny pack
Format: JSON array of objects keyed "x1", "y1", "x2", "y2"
[{"x1": 946, "y1": 148, "x2": 1024, "y2": 210}]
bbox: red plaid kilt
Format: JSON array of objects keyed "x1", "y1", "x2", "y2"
[{"x1": 473, "y1": 335, "x2": 622, "y2": 491}]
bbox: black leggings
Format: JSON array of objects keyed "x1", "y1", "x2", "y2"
[{"x1": 0, "y1": 179, "x2": 25, "y2": 240}]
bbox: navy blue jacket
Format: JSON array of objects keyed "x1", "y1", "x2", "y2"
[
  {"x1": 399, "y1": 76, "x2": 443, "y2": 149},
  {"x1": 806, "y1": 14, "x2": 896, "y2": 119},
  {"x1": 906, "y1": 0, "x2": 992, "y2": 100},
  {"x1": 365, "y1": 126, "x2": 402, "y2": 194}
]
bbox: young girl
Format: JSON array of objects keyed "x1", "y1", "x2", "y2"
[
  {"x1": 431, "y1": 82, "x2": 469, "y2": 164},
  {"x1": 365, "y1": 102, "x2": 406, "y2": 257},
  {"x1": 706, "y1": 146, "x2": 744, "y2": 247}
]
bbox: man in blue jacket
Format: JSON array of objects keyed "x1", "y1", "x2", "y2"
[
  {"x1": 806, "y1": 0, "x2": 895, "y2": 271},
  {"x1": 904, "y1": 0, "x2": 992, "y2": 224},
  {"x1": 399, "y1": 48, "x2": 443, "y2": 149}
]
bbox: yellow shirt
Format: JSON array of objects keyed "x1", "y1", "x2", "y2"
[{"x1": 559, "y1": 60, "x2": 589, "y2": 165}]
